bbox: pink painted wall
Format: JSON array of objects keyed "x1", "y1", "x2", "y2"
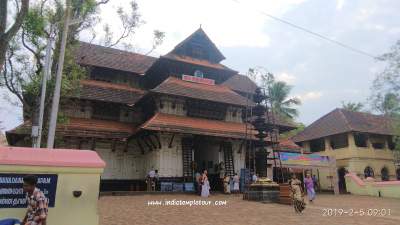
[{"x1": 0, "y1": 146, "x2": 105, "y2": 168}]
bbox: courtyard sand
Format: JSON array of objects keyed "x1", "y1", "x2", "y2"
[{"x1": 99, "y1": 194, "x2": 400, "y2": 225}]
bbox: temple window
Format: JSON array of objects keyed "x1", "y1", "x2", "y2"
[
  {"x1": 310, "y1": 138, "x2": 325, "y2": 152},
  {"x1": 187, "y1": 100, "x2": 227, "y2": 120},
  {"x1": 381, "y1": 167, "x2": 389, "y2": 181},
  {"x1": 388, "y1": 136, "x2": 396, "y2": 150},
  {"x1": 372, "y1": 142, "x2": 384, "y2": 149},
  {"x1": 92, "y1": 102, "x2": 120, "y2": 120},
  {"x1": 330, "y1": 133, "x2": 348, "y2": 149},
  {"x1": 364, "y1": 166, "x2": 374, "y2": 178},
  {"x1": 354, "y1": 133, "x2": 368, "y2": 147}
]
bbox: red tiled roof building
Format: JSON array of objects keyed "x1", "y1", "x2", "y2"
[{"x1": 7, "y1": 28, "x2": 296, "y2": 191}]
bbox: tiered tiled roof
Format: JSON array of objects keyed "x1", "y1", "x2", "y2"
[
  {"x1": 75, "y1": 42, "x2": 157, "y2": 74},
  {"x1": 6, "y1": 118, "x2": 135, "y2": 143},
  {"x1": 79, "y1": 80, "x2": 145, "y2": 105},
  {"x1": 141, "y1": 113, "x2": 256, "y2": 139},
  {"x1": 222, "y1": 74, "x2": 258, "y2": 94},
  {"x1": 292, "y1": 108, "x2": 397, "y2": 143},
  {"x1": 151, "y1": 76, "x2": 254, "y2": 107},
  {"x1": 162, "y1": 54, "x2": 236, "y2": 72}
]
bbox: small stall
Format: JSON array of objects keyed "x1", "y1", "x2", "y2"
[
  {"x1": 0, "y1": 147, "x2": 105, "y2": 225},
  {"x1": 275, "y1": 152, "x2": 339, "y2": 204}
]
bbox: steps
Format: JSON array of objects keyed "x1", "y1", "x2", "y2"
[
  {"x1": 223, "y1": 142, "x2": 235, "y2": 177},
  {"x1": 182, "y1": 138, "x2": 193, "y2": 179}
]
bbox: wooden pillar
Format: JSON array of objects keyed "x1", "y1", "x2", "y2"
[
  {"x1": 348, "y1": 132, "x2": 356, "y2": 148},
  {"x1": 324, "y1": 137, "x2": 332, "y2": 151}
]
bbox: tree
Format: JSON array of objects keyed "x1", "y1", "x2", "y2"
[
  {"x1": 0, "y1": 0, "x2": 30, "y2": 73},
  {"x1": 1, "y1": 0, "x2": 164, "y2": 146},
  {"x1": 370, "y1": 41, "x2": 400, "y2": 155},
  {"x1": 248, "y1": 68, "x2": 301, "y2": 120},
  {"x1": 341, "y1": 101, "x2": 364, "y2": 112},
  {"x1": 370, "y1": 40, "x2": 400, "y2": 116}
]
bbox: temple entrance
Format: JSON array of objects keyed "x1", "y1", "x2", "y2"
[
  {"x1": 338, "y1": 167, "x2": 347, "y2": 193},
  {"x1": 190, "y1": 137, "x2": 234, "y2": 191}
]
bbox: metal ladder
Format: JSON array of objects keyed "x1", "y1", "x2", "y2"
[
  {"x1": 223, "y1": 142, "x2": 235, "y2": 176},
  {"x1": 182, "y1": 138, "x2": 193, "y2": 180}
]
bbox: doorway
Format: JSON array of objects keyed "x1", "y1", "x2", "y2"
[{"x1": 337, "y1": 167, "x2": 347, "y2": 193}]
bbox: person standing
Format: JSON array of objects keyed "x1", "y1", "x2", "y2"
[
  {"x1": 223, "y1": 174, "x2": 231, "y2": 194},
  {"x1": 147, "y1": 168, "x2": 156, "y2": 191},
  {"x1": 195, "y1": 171, "x2": 201, "y2": 195},
  {"x1": 201, "y1": 170, "x2": 210, "y2": 197},
  {"x1": 252, "y1": 173, "x2": 258, "y2": 183},
  {"x1": 304, "y1": 172, "x2": 316, "y2": 203},
  {"x1": 233, "y1": 173, "x2": 240, "y2": 193},
  {"x1": 289, "y1": 174, "x2": 306, "y2": 213},
  {"x1": 21, "y1": 175, "x2": 48, "y2": 225}
]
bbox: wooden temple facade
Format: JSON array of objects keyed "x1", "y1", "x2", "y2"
[{"x1": 6, "y1": 28, "x2": 296, "y2": 191}]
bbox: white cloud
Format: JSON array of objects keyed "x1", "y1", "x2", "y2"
[
  {"x1": 336, "y1": 0, "x2": 345, "y2": 10},
  {"x1": 276, "y1": 72, "x2": 296, "y2": 84},
  {"x1": 81, "y1": 0, "x2": 308, "y2": 53},
  {"x1": 294, "y1": 91, "x2": 323, "y2": 102}
]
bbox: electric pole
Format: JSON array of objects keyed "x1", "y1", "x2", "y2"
[
  {"x1": 33, "y1": 26, "x2": 54, "y2": 148},
  {"x1": 47, "y1": 0, "x2": 71, "y2": 148}
]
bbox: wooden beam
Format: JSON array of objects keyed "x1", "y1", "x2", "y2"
[
  {"x1": 142, "y1": 137, "x2": 153, "y2": 151},
  {"x1": 136, "y1": 139, "x2": 145, "y2": 155},
  {"x1": 168, "y1": 133, "x2": 175, "y2": 148},
  {"x1": 152, "y1": 133, "x2": 162, "y2": 149},
  {"x1": 145, "y1": 135, "x2": 157, "y2": 149},
  {"x1": 238, "y1": 139, "x2": 245, "y2": 153}
]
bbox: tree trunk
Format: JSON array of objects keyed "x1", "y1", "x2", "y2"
[{"x1": 0, "y1": 0, "x2": 30, "y2": 72}]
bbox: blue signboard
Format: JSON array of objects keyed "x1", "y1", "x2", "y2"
[{"x1": 0, "y1": 174, "x2": 58, "y2": 208}]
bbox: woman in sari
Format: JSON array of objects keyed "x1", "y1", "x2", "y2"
[
  {"x1": 304, "y1": 172, "x2": 316, "y2": 203},
  {"x1": 289, "y1": 174, "x2": 306, "y2": 213},
  {"x1": 201, "y1": 170, "x2": 210, "y2": 197}
]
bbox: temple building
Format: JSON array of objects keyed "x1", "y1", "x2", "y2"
[
  {"x1": 6, "y1": 28, "x2": 296, "y2": 191},
  {"x1": 292, "y1": 108, "x2": 399, "y2": 193}
]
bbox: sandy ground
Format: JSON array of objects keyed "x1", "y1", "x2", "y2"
[{"x1": 99, "y1": 193, "x2": 400, "y2": 225}]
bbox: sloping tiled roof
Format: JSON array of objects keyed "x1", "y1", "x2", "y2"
[
  {"x1": 151, "y1": 76, "x2": 254, "y2": 107},
  {"x1": 75, "y1": 42, "x2": 157, "y2": 74},
  {"x1": 79, "y1": 80, "x2": 146, "y2": 105},
  {"x1": 162, "y1": 54, "x2": 235, "y2": 72},
  {"x1": 278, "y1": 139, "x2": 301, "y2": 152},
  {"x1": 6, "y1": 118, "x2": 135, "y2": 142},
  {"x1": 141, "y1": 113, "x2": 257, "y2": 139},
  {"x1": 292, "y1": 108, "x2": 397, "y2": 142},
  {"x1": 167, "y1": 28, "x2": 225, "y2": 62},
  {"x1": 222, "y1": 74, "x2": 258, "y2": 94}
]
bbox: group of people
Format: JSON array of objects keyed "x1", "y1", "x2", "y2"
[
  {"x1": 289, "y1": 172, "x2": 317, "y2": 213},
  {"x1": 195, "y1": 170, "x2": 211, "y2": 197},
  {"x1": 222, "y1": 173, "x2": 240, "y2": 194}
]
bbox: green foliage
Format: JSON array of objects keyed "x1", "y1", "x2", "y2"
[
  {"x1": 248, "y1": 68, "x2": 301, "y2": 120},
  {"x1": 24, "y1": 7, "x2": 47, "y2": 40},
  {"x1": 370, "y1": 41, "x2": 400, "y2": 116},
  {"x1": 341, "y1": 101, "x2": 364, "y2": 112}
]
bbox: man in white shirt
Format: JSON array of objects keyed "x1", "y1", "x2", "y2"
[{"x1": 252, "y1": 173, "x2": 258, "y2": 183}]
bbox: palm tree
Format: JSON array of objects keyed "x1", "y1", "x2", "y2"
[
  {"x1": 341, "y1": 101, "x2": 364, "y2": 112},
  {"x1": 268, "y1": 81, "x2": 301, "y2": 119}
]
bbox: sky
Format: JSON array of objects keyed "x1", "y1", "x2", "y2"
[{"x1": 1, "y1": 0, "x2": 400, "y2": 131}]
